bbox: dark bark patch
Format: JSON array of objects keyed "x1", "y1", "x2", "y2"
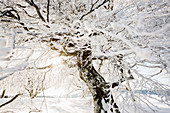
[
  {"x1": 110, "y1": 108, "x2": 113, "y2": 112},
  {"x1": 115, "y1": 109, "x2": 121, "y2": 113},
  {"x1": 112, "y1": 82, "x2": 119, "y2": 88},
  {"x1": 113, "y1": 103, "x2": 118, "y2": 108}
]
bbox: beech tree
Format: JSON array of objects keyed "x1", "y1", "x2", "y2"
[{"x1": 0, "y1": 0, "x2": 169, "y2": 113}]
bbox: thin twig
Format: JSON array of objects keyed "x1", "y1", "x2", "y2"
[
  {"x1": 25, "y1": 0, "x2": 46, "y2": 22},
  {"x1": 47, "y1": 0, "x2": 50, "y2": 22},
  {"x1": 0, "y1": 89, "x2": 6, "y2": 98},
  {"x1": 80, "y1": 0, "x2": 109, "y2": 20},
  {"x1": 0, "y1": 1, "x2": 7, "y2": 6}
]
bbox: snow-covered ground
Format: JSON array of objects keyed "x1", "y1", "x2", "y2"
[
  {"x1": 0, "y1": 87, "x2": 93, "y2": 113},
  {"x1": 0, "y1": 87, "x2": 170, "y2": 113},
  {"x1": 0, "y1": 97, "x2": 93, "y2": 113}
]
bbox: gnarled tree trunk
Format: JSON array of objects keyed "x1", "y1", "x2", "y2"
[{"x1": 77, "y1": 48, "x2": 120, "y2": 113}]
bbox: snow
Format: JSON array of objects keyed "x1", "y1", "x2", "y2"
[
  {"x1": 0, "y1": 38, "x2": 11, "y2": 60},
  {"x1": 0, "y1": 48, "x2": 11, "y2": 58},
  {"x1": 101, "y1": 98, "x2": 108, "y2": 111},
  {"x1": 0, "y1": 38, "x2": 10, "y2": 58},
  {"x1": 0, "y1": 0, "x2": 169, "y2": 113},
  {"x1": 0, "y1": 97, "x2": 93, "y2": 113},
  {"x1": 0, "y1": 88, "x2": 169, "y2": 113},
  {"x1": 0, "y1": 87, "x2": 93, "y2": 113},
  {"x1": 0, "y1": 39, "x2": 6, "y2": 47},
  {"x1": 133, "y1": 48, "x2": 152, "y2": 60}
]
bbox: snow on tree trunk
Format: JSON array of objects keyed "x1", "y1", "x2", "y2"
[{"x1": 77, "y1": 47, "x2": 120, "y2": 113}]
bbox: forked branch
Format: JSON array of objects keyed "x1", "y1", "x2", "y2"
[
  {"x1": 80, "y1": 0, "x2": 109, "y2": 20},
  {"x1": 25, "y1": 0, "x2": 46, "y2": 22},
  {"x1": 0, "y1": 8, "x2": 20, "y2": 20}
]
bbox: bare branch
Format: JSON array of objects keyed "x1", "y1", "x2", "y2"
[
  {"x1": 25, "y1": 0, "x2": 46, "y2": 22},
  {"x1": 112, "y1": 74, "x2": 134, "y2": 88},
  {"x1": 0, "y1": 1, "x2": 7, "y2": 7},
  {"x1": 47, "y1": 0, "x2": 50, "y2": 22},
  {"x1": 0, "y1": 8, "x2": 20, "y2": 20},
  {"x1": 16, "y1": 4, "x2": 35, "y2": 18},
  {"x1": 80, "y1": 0, "x2": 109, "y2": 20},
  {"x1": 0, "y1": 89, "x2": 6, "y2": 98},
  {"x1": 0, "y1": 94, "x2": 22, "y2": 108}
]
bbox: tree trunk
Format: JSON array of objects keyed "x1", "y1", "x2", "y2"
[{"x1": 77, "y1": 49, "x2": 120, "y2": 113}]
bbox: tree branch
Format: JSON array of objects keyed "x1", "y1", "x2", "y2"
[
  {"x1": 25, "y1": 0, "x2": 46, "y2": 22},
  {"x1": 0, "y1": 89, "x2": 6, "y2": 98},
  {"x1": 47, "y1": 0, "x2": 50, "y2": 22},
  {"x1": 80, "y1": 0, "x2": 109, "y2": 20},
  {"x1": 0, "y1": 94, "x2": 22, "y2": 108},
  {"x1": 112, "y1": 74, "x2": 134, "y2": 88},
  {"x1": 0, "y1": 8, "x2": 20, "y2": 20}
]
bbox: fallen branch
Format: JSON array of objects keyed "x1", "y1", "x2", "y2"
[{"x1": 0, "y1": 94, "x2": 22, "y2": 108}]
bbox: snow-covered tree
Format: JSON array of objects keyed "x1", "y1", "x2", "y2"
[{"x1": 0, "y1": 0, "x2": 169, "y2": 113}]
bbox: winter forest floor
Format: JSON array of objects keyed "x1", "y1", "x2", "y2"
[{"x1": 0, "y1": 87, "x2": 170, "y2": 113}]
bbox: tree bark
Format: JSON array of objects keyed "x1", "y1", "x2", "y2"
[{"x1": 77, "y1": 49, "x2": 120, "y2": 113}]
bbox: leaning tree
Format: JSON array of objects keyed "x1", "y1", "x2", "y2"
[{"x1": 0, "y1": 0, "x2": 169, "y2": 113}]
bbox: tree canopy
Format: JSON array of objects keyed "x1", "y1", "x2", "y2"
[{"x1": 0, "y1": 0, "x2": 169, "y2": 113}]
